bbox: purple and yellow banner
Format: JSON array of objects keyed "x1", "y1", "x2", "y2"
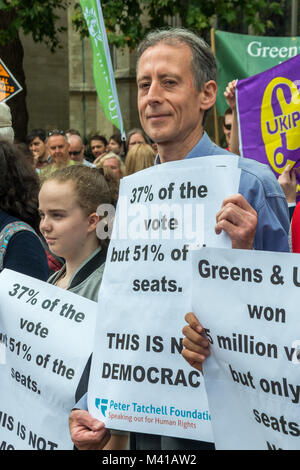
[{"x1": 237, "y1": 54, "x2": 300, "y2": 196}]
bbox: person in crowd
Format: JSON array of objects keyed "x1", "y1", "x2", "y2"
[
  {"x1": 15, "y1": 142, "x2": 35, "y2": 168},
  {"x1": 223, "y1": 107, "x2": 233, "y2": 151},
  {"x1": 38, "y1": 165, "x2": 127, "y2": 450},
  {"x1": 290, "y1": 199, "x2": 300, "y2": 252},
  {"x1": 39, "y1": 130, "x2": 75, "y2": 180},
  {"x1": 278, "y1": 164, "x2": 299, "y2": 220},
  {"x1": 90, "y1": 134, "x2": 108, "y2": 164},
  {"x1": 95, "y1": 151, "x2": 125, "y2": 181},
  {"x1": 67, "y1": 133, "x2": 95, "y2": 167},
  {"x1": 126, "y1": 128, "x2": 149, "y2": 151},
  {"x1": 66, "y1": 128, "x2": 81, "y2": 138},
  {"x1": 26, "y1": 128, "x2": 50, "y2": 171},
  {"x1": 223, "y1": 80, "x2": 239, "y2": 155},
  {"x1": 0, "y1": 102, "x2": 14, "y2": 143},
  {"x1": 0, "y1": 140, "x2": 48, "y2": 280},
  {"x1": 125, "y1": 143, "x2": 155, "y2": 176},
  {"x1": 107, "y1": 133, "x2": 125, "y2": 159},
  {"x1": 69, "y1": 27, "x2": 289, "y2": 451}
]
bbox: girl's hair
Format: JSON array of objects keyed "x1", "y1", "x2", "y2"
[
  {"x1": 41, "y1": 165, "x2": 119, "y2": 250},
  {"x1": 125, "y1": 143, "x2": 155, "y2": 176},
  {"x1": 0, "y1": 139, "x2": 40, "y2": 231},
  {"x1": 42, "y1": 164, "x2": 119, "y2": 213}
]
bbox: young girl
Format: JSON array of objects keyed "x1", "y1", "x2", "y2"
[
  {"x1": 38, "y1": 165, "x2": 128, "y2": 450},
  {"x1": 39, "y1": 165, "x2": 118, "y2": 298}
]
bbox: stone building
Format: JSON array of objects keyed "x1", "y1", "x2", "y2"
[{"x1": 21, "y1": 6, "x2": 140, "y2": 141}]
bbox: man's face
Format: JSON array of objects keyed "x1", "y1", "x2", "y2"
[
  {"x1": 29, "y1": 137, "x2": 46, "y2": 161},
  {"x1": 91, "y1": 139, "x2": 106, "y2": 158},
  {"x1": 48, "y1": 135, "x2": 70, "y2": 166},
  {"x1": 223, "y1": 113, "x2": 233, "y2": 146},
  {"x1": 68, "y1": 136, "x2": 85, "y2": 163},
  {"x1": 102, "y1": 157, "x2": 122, "y2": 179},
  {"x1": 107, "y1": 139, "x2": 121, "y2": 155},
  {"x1": 137, "y1": 43, "x2": 204, "y2": 153}
]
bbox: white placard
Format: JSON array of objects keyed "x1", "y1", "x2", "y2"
[
  {"x1": 192, "y1": 247, "x2": 300, "y2": 450},
  {"x1": 0, "y1": 269, "x2": 97, "y2": 450},
  {"x1": 88, "y1": 156, "x2": 241, "y2": 442}
]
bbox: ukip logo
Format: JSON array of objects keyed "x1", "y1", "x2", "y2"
[
  {"x1": 95, "y1": 398, "x2": 108, "y2": 417},
  {"x1": 261, "y1": 77, "x2": 300, "y2": 175}
]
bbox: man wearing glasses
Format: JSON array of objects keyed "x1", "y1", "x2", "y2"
[{"x1": 67, "y1": 134, "x2": 95, "y2": 168}]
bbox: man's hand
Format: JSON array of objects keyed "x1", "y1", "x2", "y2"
[
  {"x1": 69, "y1": 409, "x2": 111, "y2": 450},
  {"x1": 182, "y1": 313, "x2": 210, "y2": 373},
  {"x1": 215, "y1": 194, "x2": 257, "y2": 249},
  {"x1": 278, "y1": 164, "x2": 297, "y2": 203}
]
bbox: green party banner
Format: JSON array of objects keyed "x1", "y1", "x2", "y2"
[
  {"x1": 80, "y1": 0, "x2": 125, "y2": 138},
  {"x1": 214, "y1": 30, "x2": 300, "y2": 115}
]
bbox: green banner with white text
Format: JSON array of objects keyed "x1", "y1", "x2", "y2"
[
  {"x1": 214, "y1": 30, "x2": 300, "y2": 115},
  {"x1": 80, "y1": 0, "x2": 125, "y2": 138}
]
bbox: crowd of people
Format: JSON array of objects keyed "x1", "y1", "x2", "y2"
[
  {"x1": 24, "y1": 125, "x2": 156, "y2": 181},
  {"x1": 0, "y1": 25, "x2": 298, "y2": 451}
]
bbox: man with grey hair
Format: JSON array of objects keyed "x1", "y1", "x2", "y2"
[
  {"x1": 0, "y1": 102, "x2": 14, "y2": 142},
  {"x1": 69, "y1": 27, "x2": 289, "y2": 451}
]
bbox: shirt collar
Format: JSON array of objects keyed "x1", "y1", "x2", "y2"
[{"x1": 155, "y1": 131, "x2": 211, "y2": 165}]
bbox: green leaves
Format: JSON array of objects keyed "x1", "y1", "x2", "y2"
[
  {"x1": 73, "y1": 0, "x2": 285, "y2": 49},
  {"x1": 0, "y1": 0, "x2": 286, "y2": 50},
  {"x1": 0, "y1": 0, "x2": 69, "y2": 51}
]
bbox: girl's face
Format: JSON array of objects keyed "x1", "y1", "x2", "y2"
[{"x1": 39, "y1": 180, "x2": 94, "y2": 260}]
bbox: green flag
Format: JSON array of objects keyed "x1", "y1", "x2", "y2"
[
  {"x1": 80, "y1": 0, "x2": 125, "y2": 138},
  {"x1": 214, "y1": 30, "x2": 300, "y2": 115}
]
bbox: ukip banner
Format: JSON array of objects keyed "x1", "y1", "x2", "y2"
[
  {"x1": 236, "y1": 53, "x2": 300, "y2": 198},
  {"x1": 80, "y1": 0, "x2": 125, "y2": 139},
  {"x1": 214, "y1": 30, "x2": 300, "y2": 115}
]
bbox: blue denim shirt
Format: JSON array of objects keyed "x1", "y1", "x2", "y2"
[{"x1": 156, "y1": 132, "x2": 290, "y2": 252}]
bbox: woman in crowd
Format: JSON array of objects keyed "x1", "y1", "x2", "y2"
[
  {"x1": 125, "y1": 143, "x2": 155, "y2": 176},
  {"x1": 0, "y1": 140, "x2": 48, "y2": 280},
  {"x1": 126, "y1": 128, "x2": 148, "y2": 150},
  {"x1": 95, "y1": 152, "x2": 126, "y2": 181},
  {"x1": 38, "y1": 165, "x2": 127, "y2": 449}
]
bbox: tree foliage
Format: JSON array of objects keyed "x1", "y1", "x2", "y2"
[
  {"x1": 0, "y1": 0, "x2": 287, "y2": 140},
  {"x1": 0, "y1": 0, "x2": 69, "y2": 52},
  {"x1": 0, "y1": 0, "x2": 288, "y2": 53},
  {"x1": 73, "y1": 0, "x2": 285, "y2": 50}
]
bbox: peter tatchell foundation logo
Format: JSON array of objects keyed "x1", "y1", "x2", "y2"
[{"x1": 95, "y1": 398, "x2": 108, "y2": 417}]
